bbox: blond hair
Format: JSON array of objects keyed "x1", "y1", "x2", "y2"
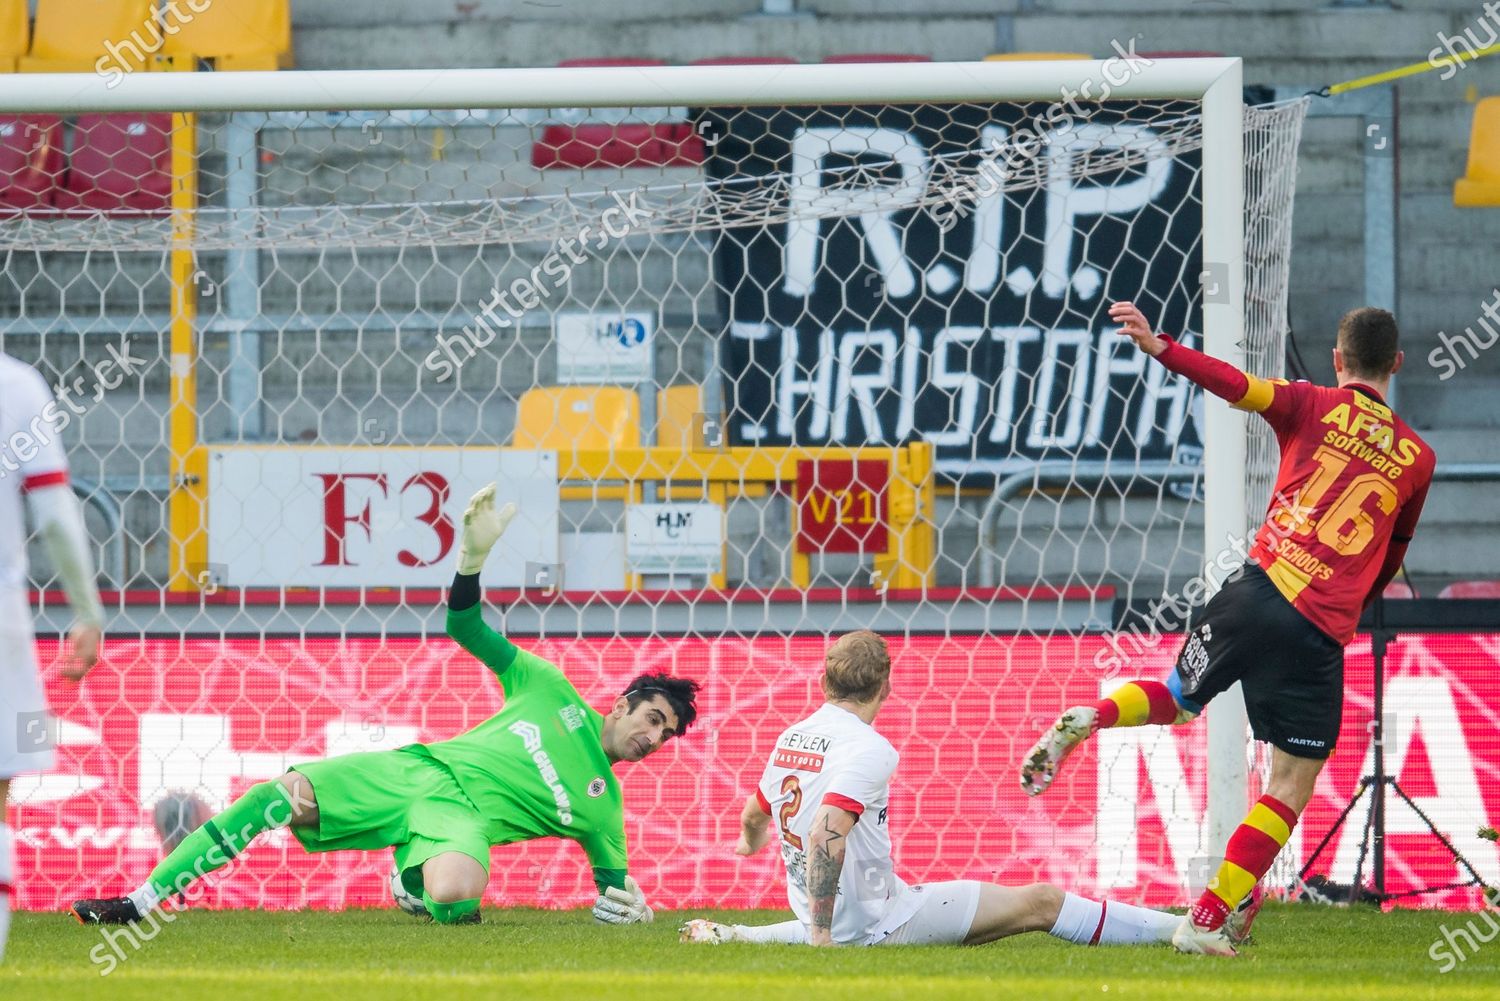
[{"x1": 822, "y1": 630, "x2": 891, "y2": 704}]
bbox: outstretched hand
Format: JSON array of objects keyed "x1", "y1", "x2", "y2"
[
  {"x1": 60, "y1": 623, "x2": 101, "y2": 681},
  {"x1": 1109, "y1": 301, "x2": 1169, "y2": 357},
  {"x1": 457, "y1": 484, "x2": 518, "y2": 575}
]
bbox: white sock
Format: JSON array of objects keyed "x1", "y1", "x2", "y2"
[
  {"x1": 1, "y1": 823, "x2": 13, "y2": 964},
  {"x1": 1049, "y1": 892, "x2": 1180, "y2": 946},
  {"x1": 731, "y1": 919, "x2": 809, "y2": 944},
  {"x1": 126, "y1": 881, "x2": 161, "y2": 916}
]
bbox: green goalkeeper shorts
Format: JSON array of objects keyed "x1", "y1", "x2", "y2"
[{"x1": 289, "y1": 746, "x2": 491, "y2": 889}]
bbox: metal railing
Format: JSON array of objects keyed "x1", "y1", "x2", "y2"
[{"x1": 978, "y1": 460, "x2": 1500, "y2": 590}]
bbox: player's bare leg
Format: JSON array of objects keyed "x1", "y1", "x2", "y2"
[
  {"x1": 419, "y1": 851, "x2": 486, "y2": 925},
  {"x1": 72, "y1": 771, "x2": 319, "y2": 925},
  {"x1": 966, "y1": 883, "x2": 1179, "y2": 947},
  {"x1": 1175, "y1": 748, "x2": 1322, "y2": 956}
]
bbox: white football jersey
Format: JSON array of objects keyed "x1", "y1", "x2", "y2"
[
  {"x1": 0, "y1": 353, "x2": 70, "y2": 603},
  {"x1": 0, "y1": 353, "x2": 69, "y2": 776},
  {"x1": 756, "y1": 702, "x2": 918, "y2": 945}
]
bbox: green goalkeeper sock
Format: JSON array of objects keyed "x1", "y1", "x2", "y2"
[
  {"x1": 423, "y1": 893, "x2": 481, "y2": 925},
  {"x1": 134, "y1": 780, "x2": 296, "y2": 908}
]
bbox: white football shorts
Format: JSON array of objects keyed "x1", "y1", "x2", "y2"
[
  {"x1": 871, "y1": 880, "x2": 983, "y2": 946},
  {"x1": 0, "y1": 614, "x2": 53, "y2": 778}
]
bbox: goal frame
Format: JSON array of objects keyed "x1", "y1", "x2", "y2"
[{"x1": 0, "y1": 58, "x2": 1252, "y2": 862}]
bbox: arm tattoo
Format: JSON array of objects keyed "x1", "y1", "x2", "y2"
[{"x1": 807, "y1": 814, "x2": 847, "y2": 934}]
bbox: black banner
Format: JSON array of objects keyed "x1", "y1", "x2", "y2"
[{"x1": 703, "y1": 102, "x2": 1206, "y2": 478}]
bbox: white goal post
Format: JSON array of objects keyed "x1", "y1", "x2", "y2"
[{"x1": 2, "y1": 59, "x2": 1304, "y2": 911}]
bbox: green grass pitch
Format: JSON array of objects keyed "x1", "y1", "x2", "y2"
[{"x1": 5, "y1": 903, "x2": 1498, "y2": 1000}]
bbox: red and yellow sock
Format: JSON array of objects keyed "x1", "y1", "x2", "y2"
[
  {"x1": 1190, "y1": 794, "x2": 1299, "y2": 930},
  {"x1": 1093, "y1": 680, "x2": 1182, "y2": 728}
]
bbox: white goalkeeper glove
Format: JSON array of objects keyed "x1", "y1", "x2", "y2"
[
  {"x1": 592, "y1": 876, "x2": 654, "y2": 925},
  {"x1": 457, "y1": 484, "x2": 518, "y2": 575}
]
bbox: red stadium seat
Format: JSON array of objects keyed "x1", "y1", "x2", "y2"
[
  {"x1": 1382, "y1": 581, "x2": 1416, "y2": 599},
  {"x1": 541, "y1": 59, "x2": 700, "y2": 169},
  {"x1": 533, "y1": 122, "x2": 704, "y2": 169},
  {"x1": 0, "y1": 114, "x2": 62, "y2": 210},
  {"x1": 984, "y1": 52, "x2": 1091, "y2": 61},
  {"x1": 1437, "y1": 580, "x2": 1500, "y2": 598},
  {"x1": 55, "y1": 113, "x2": 172, "y2": 213},
  {"x1": 691, "y1": 56, "x2": 797, "y2": 65},
  {"x1": 822, "y1": 53, "x2": 930, "y2": 63},
  {"x1": 556, "y1": 57, "x2": 666, "y2": 68}
]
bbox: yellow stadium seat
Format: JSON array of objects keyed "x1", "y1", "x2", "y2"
[
  {"x1": 511, "y1": 386, "x2": 640, "y2": 450},
  {"x1": 984, "y1": 52, "x2": 1092, "y2": 61},
  {"x1": 1454, "y1": 96, "x2": 1500, "y2": 207},
  {"x1": 657, "y1": 384, "x2": 704, "y2": 449},
  {"x1": 0, "y1": 0, "x2": 28, "y2": 71},
  {"x1": 162, "y1": 0, "x2": 293, "y2": 70},
  {"x1": 20, "y1": 0, "x2": 154, "y2": 73}
]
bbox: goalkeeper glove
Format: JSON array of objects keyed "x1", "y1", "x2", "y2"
[
  {"x1": 592, "y1": 876, "x2": 654, "y2": 925},
  {"x1": 457, "y1": 484, "x2": 518, "y2": 575}
]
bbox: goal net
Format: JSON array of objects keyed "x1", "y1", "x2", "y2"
[{"x1": 4, "y1": 61, "x2": 1326, "y2": 916}]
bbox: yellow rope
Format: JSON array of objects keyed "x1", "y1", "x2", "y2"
[{"x1": 1323, "y1": 43, "x2": 1500, "y2": 96}]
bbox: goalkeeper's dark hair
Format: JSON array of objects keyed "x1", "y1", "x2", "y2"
[
  {"x1": 623, "y1": 673, "x2": 702, "y2": 735},
  {"x1": 1337, "y1": 306, "x2": 1400, "y2": 379}
]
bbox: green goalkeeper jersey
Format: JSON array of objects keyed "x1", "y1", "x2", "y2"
[{"x1": 420, "y1": 603, "x2": 627, "y2": 893}]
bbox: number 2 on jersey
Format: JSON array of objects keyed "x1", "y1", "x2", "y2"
[{"x1": 778, "y1": 775, "x2": 804, "y2": 850}]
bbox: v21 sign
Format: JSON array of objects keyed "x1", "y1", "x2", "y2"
[
  {"x1": 795, "y1": 459, "x2": 889, "y2": 554},
  {"x1": 207, "y1": 448, "x2": 560, "y2": 588}
]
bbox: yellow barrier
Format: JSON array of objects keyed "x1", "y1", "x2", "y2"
[
  {"x1": 544, "y1": 443, "x2": 935, "y2": 591},
  {"x1": 166, "y1": 62, "x2": 206, "y2": 593},
  {"x1": 175, "y1": 443, "x2": 936, "y2": 593}
]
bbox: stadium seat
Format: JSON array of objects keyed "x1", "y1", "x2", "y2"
[
  {"x1": 532, "y1": 122, "x2": 704, "y2": 169},
  {"x1": 539, "y1": 59, "x2": 695, "y2": 168},
  {"x1": 691, "y1": 56, "x2": 797, "y2": 65},
  {"x1": 161, "y1": 0, "x2": 293, "y2": 71},
  {"x1": 983, "y1": 52, "x2": 1091, "y2": 61},
  {"x1": 1382, "y1": 581, "x2": 1416, "y2": 599},
  {"x1": 0, "y1": 0, "x2": 28, "y2": 72},
  {"x1": 511, "y1": 386, "x2": 640, "y2": 450},
  {"x1": 556, "y1": 57, "x2": 666, "y2": 68},
  {"x1": 1437, "y1": 580, "x2": 1500, "y2": 598},
  {"x1": 1454, "y1": 97, "x2": 1500, "y2": 207},
  {"x1": 823, "y1": 53, "x2": 930, "y2": 63},
  {"x1": 0, "y1": 114, "x2": 62, "y2": 210},
  {"x1": 21, "y1": 0, "x2": 154, "y2": 73},
  {"x1": 657, "y1": 384, "x2": 703, "y2": 450},
  {"x1": 54, "y1": 113, "x2": 173, "y2": 213}
]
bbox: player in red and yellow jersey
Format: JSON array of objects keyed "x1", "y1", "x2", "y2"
[{"x1": 1019, "y1": 302, "x2": 1435, "y2": 956}]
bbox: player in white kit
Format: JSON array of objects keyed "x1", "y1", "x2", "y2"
[
  {"x1": 682, "y1": 631, "x2": 1193, "y2": 949},
  {"x1": 0, "y1": 352, "x2": 105, "y2": 961}
]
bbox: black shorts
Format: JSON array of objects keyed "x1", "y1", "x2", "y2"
[{"x1": 1169, "y1": 562, "x2": 1345, "y2": 759}]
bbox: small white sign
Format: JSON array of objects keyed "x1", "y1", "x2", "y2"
[
  {"x1": 626, "y1": 502, "x2": 723, "y2": 575},
  {"x1": 556, "y1": 310, "x2": 653, "y2": 384}
]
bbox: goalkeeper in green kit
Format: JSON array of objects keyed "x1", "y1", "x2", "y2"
[{"x1": 73, "y1": 485, "x2": 700, "y2": 927}]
